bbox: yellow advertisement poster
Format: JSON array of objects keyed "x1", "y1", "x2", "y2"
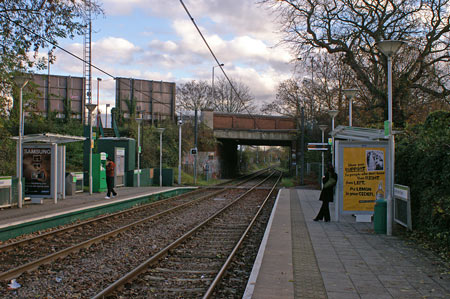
[{"x1": 343, "y1": 147, "x2": 386, "y2": 212}]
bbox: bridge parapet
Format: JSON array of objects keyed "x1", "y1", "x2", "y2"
[{"x1": 213, "y1": 112, "x2": 295, "y2": 130}]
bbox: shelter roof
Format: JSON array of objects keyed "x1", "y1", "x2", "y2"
[
  {"x1": 331, "y1": 126, "x2": 400, "y2": 141},
  {"x1": 11, "y1": 133, "x2": 86, "y2": 144}
]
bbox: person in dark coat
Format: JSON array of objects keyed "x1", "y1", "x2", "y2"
[
  {"x1": 314, "y1": 164, "x2": 337, "y2": 222},
  {"x1": 105, "y1": 156, "x2": 117, "y2": 199}
]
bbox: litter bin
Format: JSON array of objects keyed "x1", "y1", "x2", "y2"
[{"x1": 373, "y1": 199, "x2": 387, "y2": 234}]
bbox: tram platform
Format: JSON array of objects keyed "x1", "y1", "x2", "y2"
[
  {"x1": 0, "y1": 186, "x2": 192, "y2": 239},
  {"x1": 245, "y1": 188, "x2": 450, "y2": 299}
]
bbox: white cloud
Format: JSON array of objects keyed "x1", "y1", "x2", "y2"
[
  {"x1": 94, "y1": 37, "x2": 141, "y2": 64},
  {"x1": 43, "y1": 0, "x2": 296, "y2": 111}
]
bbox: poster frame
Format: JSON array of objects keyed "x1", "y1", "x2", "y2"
[
  {"x1": 335, "y1": 140, "x2": 390, "y2": 220},
  {"x1": 22, "y1": 143, "x2": 55, "y2": 198}
]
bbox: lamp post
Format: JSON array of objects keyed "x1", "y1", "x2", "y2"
[
  {"x1": 328, "y1": 110, "x2": 339, "y2": 167},
  {"x1": 343, "y1": 89, "x2": 358, "y2": 126},
  {"x1": 136, "y1": 110, "x2": 143, "y2": 187},
  {"x1": 178, "y1": 117, "x2": 183, "y2": 185},
  {"x1": 156, "y1": 128, "x2": 165, "y2": 187},
  {"x1": 376, "y1": 39, "x2": 405, "y2": 236},
  {"x1": 212, "y1": 63, "x2": 224, "y2": 102},
  {"x1": 86, "y1": 103, "x2": 97, "y2": 195},
  {"x1": 319, "y1": 125, "x2": 327, "y2": 188},
  {"x1": 105, "y1": 104, "x2": 110, "y2": 128},
  {"x1": 14, "y1": 76, "x2": 29, "y2": 208}
]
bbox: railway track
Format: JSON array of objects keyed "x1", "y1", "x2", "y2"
[
  {"x1": 94, "y1": 171, "x2": 281, "y2": 298},
  {"x1": 0, "y1": 170, "x2": 279, "y2": 298}
]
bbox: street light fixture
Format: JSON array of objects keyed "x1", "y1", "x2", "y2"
[
  {"x1": 14, "y1": 76, "x2": 29, "y2": 208},
  {"x1": 328, "y1": 110, "x2": 339, "y2": 167},
  {"x1": 319, "y1": 124, "x2": 327, "y2": 188},
  {"x1": 343, "y1": 89, "x2": 358, "y2": 126},
  {"x1": 136, "y1": 110, "x2": 143, "y2": 187},
  {"x1": 86, "y1": 103, "x2": 97, "y2": 195},
  {"x1": 376, "y1": 39, "x2": 405, "y2": 236},
  {"x1": 156, "y1": 128, "x2": 165, "y2": 187},
  {"x1": 212, "y1": 63, "x2": 224, "y2": 103}
]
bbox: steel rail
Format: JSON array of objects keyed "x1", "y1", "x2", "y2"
[
  {"x1": 203, "y1": 171, "x2": 282, "y2": 298},
  {"x1": 0, "y1": 190, "x2": 226, "y2": 280},
  {"x1": 0, "y1": 190, "x2": 198, "y2": 253},
  {"x1": 92, "y1": 171, "x2": 276, "y2": 299},
  {"x1": 0, "y1": 170, "x2": 268, "y2": 281},
  {"x1": 0, "y1": 169, "x2": 267, "y2": 252}
]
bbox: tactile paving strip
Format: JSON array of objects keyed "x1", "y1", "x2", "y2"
[{"x1": 290, "y1": 190, "x2": 328, "y2": 299}]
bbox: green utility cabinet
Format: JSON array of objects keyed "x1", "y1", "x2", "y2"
[
  {"x1": 153, "y1": 168, "x2": 174, "y2": 186},
  {"x1": 126, "y1": 168, "x2": 153, "y2": 187},
  {"x1": 373, "y1": 199, "x2": 387, "y2": 234},
  {"x1": 92, "y1": 152, "x2": 107, "y2": 193}
]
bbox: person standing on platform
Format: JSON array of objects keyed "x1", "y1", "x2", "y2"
[
  {"x1": 314, "y1": 164, "x2": 337, "y2": 222},
  {"x1": 105, "y1": 156, "x2": 117, "y2": 199}
]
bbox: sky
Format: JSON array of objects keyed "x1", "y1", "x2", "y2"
[{"x1": 43, "y1": 0, "x2": 297, "y2": 115}]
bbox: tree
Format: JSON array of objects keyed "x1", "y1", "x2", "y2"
[
  {"x1": 176, "y1": 80, "x2": 212, "y2": 112},
  {"x1": 262, "y1": 0, "x2": 450, "y2": 127},
  {"x1": 263, "y1": 54, "x2": 359, "y2": 125},
  {"x1": 212, "y1": 77, "x2": 256, "y2": 113},
  {"x1": 0, "y1": 0, "x2": 103, "y2": 113}
]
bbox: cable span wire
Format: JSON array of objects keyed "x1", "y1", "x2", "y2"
[
  {"x1": 0, "y1": 13, "x2": 173, "y2": 110},
  {"x1": 179, "y1": 0, "x2": 260, "y2": 129}
]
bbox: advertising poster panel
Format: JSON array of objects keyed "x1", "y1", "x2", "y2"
[
  {"x1": 343, "y1": 147, "x2": 386, "y2": 212},
  {"x1": 23, "y1": 145, "x2": 52, "y2": 196}
]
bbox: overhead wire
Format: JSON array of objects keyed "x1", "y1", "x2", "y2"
[
  {"x1": 179, "y1": 0, "x2": 260, "y2": 129},
  {"x1": 0, "y1": 13, "x2": 173, "y2": 110}
]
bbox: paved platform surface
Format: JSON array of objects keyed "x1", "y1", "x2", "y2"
[
  {"x1": 0, "y1": 186, "x2": 183, "y2": 229},
  {"x1": 246, "y1": 188, "x2": 450, "y2": 299}
]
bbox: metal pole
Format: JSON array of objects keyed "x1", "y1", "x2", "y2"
[
  {"x1": 47, "y1": 51, "x2": 50, "y2": 117},
  {"x1": 97, "y1": 78, "x2": 102, "y2": 125},
  {"x1": 332, "y1": 116, "x2": 335, "y2": 167},
  {"x1": 387, "y1": 55, "x2": 394, "y2": 236},
  {"x1": 349, "y1": 98, "x2": 352, "y2": 126},
  {"x1": 159, "y1": 131, "x2": 163, "y2": 187},
  {"x1": 86, "y1": 103, "x2": 96, "y2": 195},
  {"x1": 212, "y1": 66, "x2": 215, "y2": 102},
  {"x1": 296, "y1": 96, "x2": 300, "y2": 178},
  {"x1": 137, "y1": 121, "x2": 141, "y2": 187},
  {"x1": 178, "y1": 120, "x2": 182, "y2": 185},
  {"x1": 321, "y1": 129, "x2": 325, "y2": 188},
  {"x1": 17, "y1": 81, "x2": 28, "y2": 208},
  {"x1": 89, "y1": 109, "x2": 93, "y2": 195},
  {"x1": 300, "y1": 107, "x2": 305, "y2": 185},
  {"x1": 194, "y1": 109, "x2": 198, "y2": 185}
]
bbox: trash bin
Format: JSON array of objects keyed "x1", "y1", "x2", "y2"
[
  {"x1": 373, "y1": 199, "x2": 387, "y2": 234},
  {"x1": 65, "y1": 173, "x2": 76, "y2": 196}
]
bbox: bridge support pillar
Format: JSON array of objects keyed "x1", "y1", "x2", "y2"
[{"x1": 217, "y1": 139, "x2": 238, "y2": 178}]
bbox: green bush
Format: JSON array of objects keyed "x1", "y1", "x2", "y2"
[{"x1": 396, "y1": 111, "x2": 450, "y2": 253}]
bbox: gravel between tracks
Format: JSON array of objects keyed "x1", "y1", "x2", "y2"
[{"x1": 0, "y1": 189, "x2": 246, "y2": 298}]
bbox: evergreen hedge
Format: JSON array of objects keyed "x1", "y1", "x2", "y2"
[{"x1": 396, "y1": 111, "x2": 450, "y2": 253}]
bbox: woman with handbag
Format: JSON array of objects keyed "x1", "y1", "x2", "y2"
[{"x1": 314, "y1": 164, "x2": 337, "y2": 222}]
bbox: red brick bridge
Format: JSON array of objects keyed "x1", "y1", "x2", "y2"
[{"x1": 201, "y1": 111, "x2": 299, "y2": 177}]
